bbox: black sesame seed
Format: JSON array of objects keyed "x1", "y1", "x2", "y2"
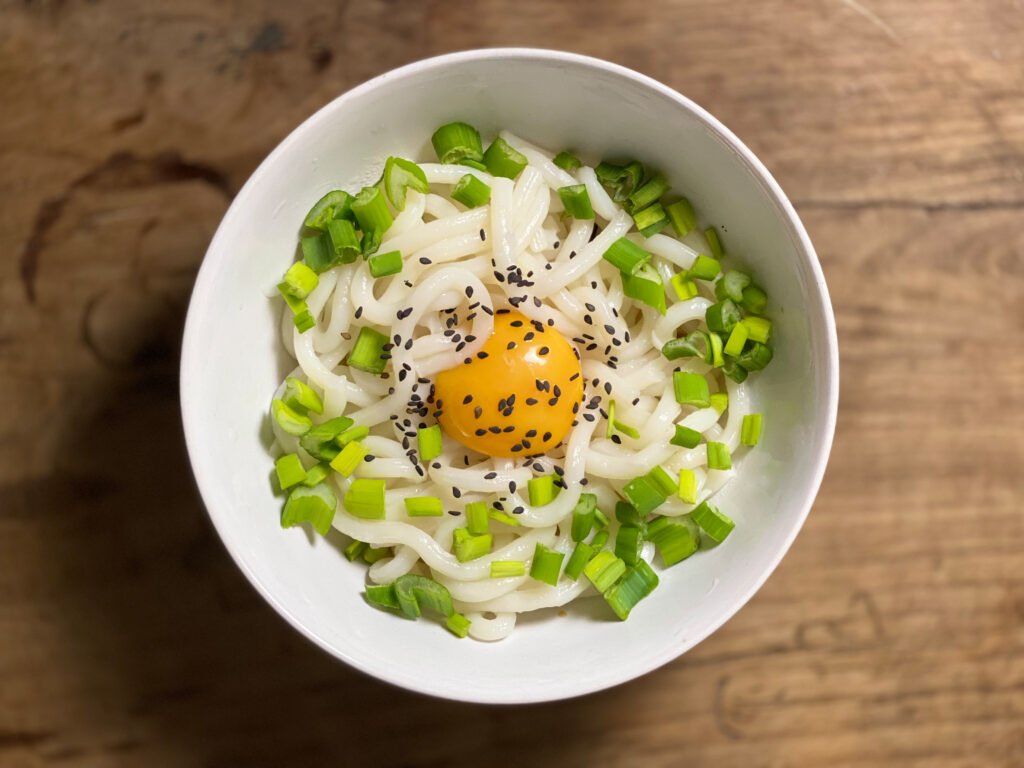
[
  {"x1": 604, "y1": 324, "x2": 615, "y2": 334},
  {"x1": 475, "y1": 428, "x2": 487, "y2": 436},
  {"x1": 507, "y1": 341, "x2": 517, "y2": 350},
  {"x1": 404, "y1": 339, "x2": 413, "y2": 350},
  {"x1": 511, "y1": 444, "x2": 522, "y2": 452},
  {"x1": 509, "y1": 481, "x2": 517, "y2": 493},
  {"x1": 583, "y1": 413, "x2": 595, "y2": 422},
  {"x1": 464, "y1": 358, "x2": 472, "y2": 364},
  {"x1": 548, "y1": 397, "x2": 558, "y2": 406},
  {"x1": 547, "y1": 318, "x2": 554, "y2": 326},
  {"x1": 585, "y1": 302, "x2": 596, "y2": 312},
  {"x1": 553, "y1": 385, "x2": 562, "y2": 397},
  {"x1": 419, "y1": 257, "x2": 431, "y2": 265},
  {"x1": 584, "y1": 314, "x2": 593, "y2": 325},
  {"x1": 477, "y1": 351, "x2": 488, "y2": 359},
  {"x1": 604, "y1": 382, "x2": 612, "y2": 395},
  {"x1": 569, "y1": 372, "x2": 579, "y2": 381},
  {"x1": 485, "y1": 471, "x2": 497, "y2": 479},
  {"x1": 580, "y1": 478, "x2": 589, "y2": 486},
  {"x1": 355, "y1": 306, "x2": 364, "y2": 319},
  {"x1": 533, "y1": 297, "x2": 542, "y2": 308},
  {"x1": 526, "y1": 398, "x2": 538, "y2": 405},
  {"x1": 522, "y1": 439, "x2": 531, "y2": 449},
  {"x1": 572, "y1": 402, "x2": 580, "y2": 414},
  {"x1": 474, "y1": 406, "x2": 482, "y2": 418},
  {"x1": 525, "y1": 429, "x2": 537, "y2": 437},
  {"x1": 552, "y1": 465, "x2": 564, "y2": 475},
  {"x1": 489, "y1": 426, "x2": 501, "y2": 434},
  {"x1": 448, "y1": 510, "x2": 461, "y2": 516},
  {"x1": 523, "y1": 331, "x2": 535, "y2": 341},
  {"x1": 465, "y1": 286, "x2": 474, "y2": 298},
  {"x1": 432, "y1": 462, "x2": 442, "y2": 469},
  {"x1": 463, "y1": 394, "x2": 473, "y2": 404},
  {"x1": 398, "y1": 369, "x2": 407, "y2": 382},
  {"x1": 503, "y1": 425, "x2": 515, "y2": 433},
  {"x1": 502, "y1": 407, "x2": 514, "y2": 417},
  {"x1": 452, "y1": 487, "x2": 462, "y2": 498},
  {"x1": 611, "y1": 434, "x2": 622, "y2": 444},
  {"x1": 513, "y1": 506, "x2": 524, "y2": 515}
]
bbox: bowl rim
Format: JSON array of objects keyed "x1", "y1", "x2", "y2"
[{"x1": 180, "y1": 46, "x2": 839, "y2": 704}]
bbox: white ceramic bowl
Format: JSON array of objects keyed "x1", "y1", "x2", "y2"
[{"x1": 181, "y1": 48, "x2": 838, "y2": 703}]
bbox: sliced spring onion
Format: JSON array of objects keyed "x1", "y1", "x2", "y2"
[
  {"x1": 671, "y1": 273, "x2": 699, "y2": 300},
  {"x1": 344, "y1": 539, "x2": 367, "y2": 561},
  {"x1": 705, "y1": 299, "x2": 742, "y2": 335},
  {"x1": 527, "y1": 475, "x2": 558, "y2": 507},
  {"x1": 351, "y1": 186, "x2": 393, "y2": 253},
  {"x1": 716, "y1": 269, "x2": 751, "y2": 303},
  {"x1": 662, "y1": 330, "x2": 711, "y2": 362},
  {"x1": 417, "y1": 425, "x2": 443, "y2": 462},
  {"x1": 292, "y1": 308, "x2": 315, "y2": 333},
  {"x1": 330, "y1": 440, "x2": 368, "y2": 478},
  {"x1": 405, "y1": 495, "x2": 443, "y2": 517},
  {"x1": 613, "y1": 420, "x2": 641, "y2": 440},
  {"x1": 281, "y1": 482, "x2": 336, "y2": 535},
  {"x1": 593, "y1": 508, "x2": 610, "y2": 530},
  {"x1": 723, "y1": 358, "x2": 749, "y2": 383},
  {"x1": 483, "y1": 136, "x2": 528, "y2": 179},
  {"x1": 710, "y1": 391, "x2": 729, "y2": 415},
  {"x1": 741, "y1": 413, "x2": 763, "y2": 446},
  {"x1": 364, "y1": 546, "x2": 391, "y2": 564},
  {"x1": 584, "y1": 550, "x2": 627, "y2": 593},
  {"x1": 606, "y1": 399, "x2": 616, "y2": 439},
  {"x1": 446, "y1": 612, "x2": 471, "y2": 638},
  {"x1": 570, "y1": 493, "x2": 598, "y2": 542},
  {"x1": 325, "y1": 218, "x2": 362, "y2": 265},
  {"x1": 595, "y1": 161, "x2": 644, "y2": 202},
  {"x1": 272, "y1": 398, "x2": 312, "y2": 436},
  {"x1": 344, "y1": 477, "x2": 386, "y2": 519},
  {"x1": 283, "y1": 377, "x2": 323, "y2": 414},
  {"x1": 461, "y1": 159, "x2": 488, "y2": 172},
  {"x1": 743, "y1": 316, "x2": 772, "y2": 344},
  {"x1": 282, "y1": 262, "x2": 319, "y2": 299},
  {"x1": 361, "y1": 228, "x2": 382, "y2": 256},
  {"x1": 615, "y1": 500, "x2": 645, "y2": 528},
  {"x1": 365, "y1": 583, "x2": 399, "y2": 610},
  {"x1": 466, "y1": 501, "x2": 489, "y2": 535},
  {"x1": 368, "y1": 250, "x2": 403, "y2": 278},
  {"x1": 706, "y1": 441, "x2": 732, "y2": 470},
  {"x1": 709, "y1": 332, "x2": 724, "y2": 368},
  {"x1": 394, "y1": 573, "x2": 455, "y2": 618},
  {"x1": 336, "y1": 424, "x2": 369, "y2": 447},
  {"x1": 300, "y1": 232, "x2": 335, "y2": 273},
  {"x1": 602, "y1": 237, "x2": 652, "y2": 275},
  {"x1": 275, "y1": 453, "x2": 306, "y2": 490},
  {"x1": 304, "y1": 190, "x2": 355, "y2": 232},
  {"x1": 591, "y1": 529, "x2": 610, "y2": 549},
  {"x1": 627, "y1": 173, "x2": 670, "y2": 212},
  {"x1": 736, "y1": 342, "x2": 773, "y2": 371},
  {"x1": 673, "y1": 371, "x2": 711, "y2": 408},
  {"x1": 490, "y1": 560, "x2": 526, "y2": 578},
  {"x1": 671, "y1": 424, "x2": 702, "y2": 449},
  {"x1": 451, "y1": 173, "x2": 491, "y2": 208},
  {"x1": 299, "y1": 416, "x2": 354, "y2": 461},
  {"x1": 557, "y1": 184, "x2": 595, "y2": 219},
  {"x1": 348, "y1": 326, "x2": 389, "y2": 374},
  {"x1": 604, "y1": 559, "x2": 659, "y2": 620},
  {"x1": 452, "y1": 528, "x2": 492, "y2": 562},
  {"x1": 740, "y1": 284, "x2": 768, "y2": 314},
  {"x1": 488, "y1": 509, "x2": 521, "y2": 527},
  {"x1": 647, "y1": 517, "x2": 698, "y2": 566},
  {"x1": 564, "y1": 541, "x2": 595, "y2": 580},
  {"x1": 301, "y1": 462, "x2": 331, "y2": 487},
  {"x1": 665, "y1": 197, "x2": 696, "y2": 237},
  {"x1": 690, "y1": 501, "x2": 735, "y2": 543},
  {"x1": 622, "y1": 476, "x2": 666, "y2": 515},
  {"x1": 382, "y1": 156, "x2": 430, "y2": 211},
  {"x1": 553, "y1": 151, "x2": 582, "y2": 172},
  {"x1": 704, "y1": 227, "x2": 723, "y2": 258},
  {"x1": 688, "y1": 255, "x2": 721, "y2": 281},
  {"x1": 633, "y1": 202, "x2": 669, "y2": 237},
  {"x1": 530, "y1": 543, "x2": 565, "y2": 586},
  {"x1": 622, "y1": 263, "x2": 667, "y2": 315},
  {"x1": 678, "y1": 469, "x2": 698, "y2": 504},
  {"x1": 646, "y1": 465, "x2": 679, "y2": 496},
  {"x1": 724, "y1": 321, "x2": 749, "y2": 357},
  {"x1": 431, "y1": 121, "x2": 484, "y2": 165},
  {"x1": 614, "y1": 524, "x2": 643, "y2": 566}
]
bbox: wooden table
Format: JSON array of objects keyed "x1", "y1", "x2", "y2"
[{"x1": 2, "y1": 1, "x2": 1021, "y2": 765}]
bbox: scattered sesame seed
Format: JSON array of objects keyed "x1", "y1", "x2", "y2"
[
  {"x1": 419, "y1": 257, "x2": 431, "y2": 265},
  {"x1": 538, "y1": 346, "x2": 549, "y2": 356},
  {"x1": 502, "y1": 425, "x2": 515, "y2": 433},
  {"x1": 489, "y1": 426, "x2": 501, "y2": 434},
  {"x1": 463, "y1": 395, "x2": 473, "y2": 404},
  {"x1": 475, "y1": 428, "x2": 487, "y2": 436},
  {"x1": 355, "y1": 306, "x2": 363, "y2": 319},
  {"x1": 525, "y1": 398, "x2": 538, "y2": 405},
  {"x1": 452, "y1": 487, "x2": 462, "y2": 498},
  {"x1": 465, "y1": 286, "x2": 474, "y2": 298},
  {"x1": 513, "y1": 506, "x2": 524, "y2": 515},
  {"x1": 477, "y1": 351, "x2": 489, "y2": 359},
  {"x1": 604, "y1": 382, "x2": 612, "y2": 395},
  {"x1": 474, "y1": 406, "x2": 482, "y2": 419},
  {"x1": 485, "y1": 472, "x2": 497, "y2": 479},
  {"x1": 583, "y1": 413, "x2": 595, "y2": 422},
  {"x1": 507, "y1": 341, "x2": 517, "y2": 350}
]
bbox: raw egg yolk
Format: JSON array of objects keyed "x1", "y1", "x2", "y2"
[{"x1": 434, "y1": 312, "x2": 584, "y2": 457}]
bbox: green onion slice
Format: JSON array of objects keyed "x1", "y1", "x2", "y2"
[
  {"x1": 690, "y1": 501, "x2": 735, "y2": 543},
  {"x1": 602, "y1": 237, "x2": 652, "y2": 275},
  {"x1": 622, "y1": 263, "x2": 667, "y2": 314},
  {"x1": 662, "y1": 330, "x2": 712, "y2": 362},
  {"x1": 705, "y1": 299, "x2": 743, "y2": 336},
  {"x1": 665, "y1": 197, "x2": 696, "y2": 237},
  {"x1": 706, "y1": 442, "x2": 732, "y2": 470},
  {"x1": 622, "y1": 476, "x2": 666, "y2": 515},
  {"x1": 304, "y1": 190, "x2": 355, "y2": 232},
  {"x1": 673, "y1": 371, "x2": 711, "y2": 408},
  {"x1": 282, "y1": 482, "x2": 336, "y2": 535},
  {"x1": 741, "y1": 414, "x2": 763, "y2": 446},
  {"x1": 483, "y1": 136, "x2": 528, "y2": 179},
  {"x1": 558, "y1": 184, "x2": 595, "y2": 219},
  {"x1": 595, "y1": 161, "x2": 644, "y2": 202},
  {"x1": 743, "y1": 316, "x2": 772, "y2": 344},
  {"x1": 394, "y1": 573, "x2": 455, "y2": 619},
  {"x1": 368, "y1": 250, "x2": 403, "y2": 278},
  {"x1": 627, "y1": 173, "x2": 670, "y2": 212},
  {"x1": 527, "y1": 475, "x2": 559, "y2": 507},
  {"x1": 344, "y1": 539, "x2": 368, "y2": 561},
  {"x1": 365, "y1": 583, "x2": 400, "y2": 610},
  {"x1": 383, "y1": 156, "x2": 429, "y2": 211},
  {"x1": 614, "y1": 524, "x2": 643, "y2": 566},
  {"x1": 646, "y1": 465, "x2": 679, "y2": 496},
  {"x1": 271, "y1": 398, "x2": 312, "y2": 436},
  {"x1": 678, "y1": 469, "x2": 698, "y2": 504},
  {"x1": 431, "y1": 122, "x2": 484, "y2": 165},
  {"x1": 710, "y1": 392, "x2": 729, "y2": 415},
  {"x1": 453, "y1": 528, "x2": 492, "y2": 562},
  {"x1": 735, "y1": 342, "x2": 773, "y2": 371},
  {"x1": 570, "y1": 493, "x2": 598, "y2": 542},
  {"x1": 723, "y1": 321, "x2": 749, "y2": 357},
  {"x1": 465, "y1": 501, "x2": 489, "y2": 535},
  {"x1": 563, "y1": 541, "x2": 595, "y2": 580},
  {"x1": 740, "y1": 284, "x2": 768, "y2": 314},
  {"x1": 299, "y1": 416, "x2": 354, "y2": 461},
  {"x1": 488, "y1": 509, "x2": 521, "y2": 527},
  {"x1": 417, "y1": 425, "x2": 443, "y2": 462},
  {"x1": 275, "y1": 453, "x2": 306, "y2": 490},
  {"x1": 283, "y1": 377, "x2": 323, "y2": 414},
  {"x1": 325, "y1": 219, "x2": 362, "y2": 265},
  {"x1": 553, "y1": 151, "x2": 582, "y2": 172},
  {"x1": 282, "y1": 262, "x2": 319, "y2": 299},
  {"x1": 351, "y1": 186, "x2": 393, "y2": 255},
  {"x1": 451, "y1": 174, "x2": 491, "y2": 208},
  {"x1": 604, "y1": 559, "x2": 659, "y2": 620},
  {"x1": 529, "y1": 543, "x2": 565, "y2": 586},
  {"x1": 446, "y1": 612, "x2": 472, "y2": 638},
  {"x1": 704, "y1": 227, "x2": 723, "y2": 258},
  {"x1": 301, "y1": 462, "x2": 331, "y2": 487},
  {"x1": 348, "y1": 326, "x2": 390, "y2": 375},
  {"x1": 648, "y1": 516, "x2": 698, "y2": 566},
  {"x1": 490, "y1": 560, "x2": 526, "y2": 578},
  {"x1": 723, "y1": 358, "x2": 749, "y2": 383},
  {"x1": 330, "y1": 440, "x2": 367, "y2": 478},
  {"x1": 671, "y1": 424, "x2": 702, "y2": 449},
  {"x1": 343, "y1": 477, "x2": 385, "y2": 519},
  {"x1": 405, "y1": 495, "x2": 444, "y2": 517},
  {"x1": 584, "y1": 550, "x2": 627, "y2": 593},
  {"x1": 633, "y1": 202, "x2": 670, "y2": 237},
  {"x1": 688, "y1": 255, "x2": 721, "y2": 282}
]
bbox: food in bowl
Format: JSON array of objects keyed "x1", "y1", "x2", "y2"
[{"x1": 267, "y1": 122, "x2": 774, "y2": 641}]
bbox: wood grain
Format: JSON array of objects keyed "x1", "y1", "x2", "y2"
[{"x1": 1, "y1": 1, "x2": 1022, "y2": 766}]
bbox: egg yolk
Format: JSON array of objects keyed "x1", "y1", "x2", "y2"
[{"x1": 434, "y1": 312, "x2": 584, "y2": 457}]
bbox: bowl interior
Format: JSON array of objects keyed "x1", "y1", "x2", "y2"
[{"x1": 181, "y1": 49, "x2": 837, "y2": 703}]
